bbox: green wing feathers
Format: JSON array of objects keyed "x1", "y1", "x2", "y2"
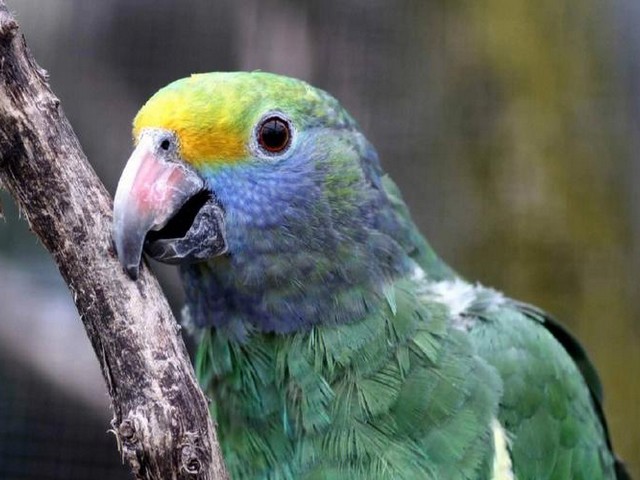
[{"x1": 470, "y1": 302, "x2": 617, "y2": 479}]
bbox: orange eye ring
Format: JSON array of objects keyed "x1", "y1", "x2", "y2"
[{"x1": 257, "y1": 116, "x2": 291, "y2": 154}]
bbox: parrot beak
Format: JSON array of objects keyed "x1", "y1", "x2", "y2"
[{"x1": 113, "y1": 130, "x2": 227, "y2": 280}]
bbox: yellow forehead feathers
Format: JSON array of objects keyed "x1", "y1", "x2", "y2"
[
  {"x1": 133, "y1": 74, "x2": 252, "y2": 166},
  {"x1": 132, "y1": 72, "x2": 315, "y2": 168}
]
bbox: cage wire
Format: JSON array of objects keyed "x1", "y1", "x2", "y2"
[{"x1": 0, "y1": 351, "x2": 128, "y2": 479}]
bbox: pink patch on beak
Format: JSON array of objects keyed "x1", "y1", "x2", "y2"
[{"x1": 112, "y1": 134, "x2": 204, "y2": 278}]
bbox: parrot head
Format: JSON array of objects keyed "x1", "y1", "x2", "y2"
[{"x1": 113, "y1": 72, "x2": 414, "y2": 331}]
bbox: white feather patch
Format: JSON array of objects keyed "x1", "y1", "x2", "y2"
[
  {"x1": 491, "y1": 418, "x2": 516, "y2": 480},
  {"x1": 425, "y1": 278, "x2": 479, "y2": 317},
  {"x1": 410, "y1": 264, "x2": 427, "y2": 282},
  {"x1": 420, "y1": 277, "x2": 505, "y2": 327}
]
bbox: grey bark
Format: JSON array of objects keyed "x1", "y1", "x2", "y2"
[{"x1": 0, "y1": 3, "x2": 229, "y2": 479}]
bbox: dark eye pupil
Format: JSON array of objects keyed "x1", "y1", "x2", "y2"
[
  {"x1": 160, "y1": 139, "x2": 171, "y2": 150},
  {"x1": 259, "y1": 117, "x2": 290, "y2": 153}
]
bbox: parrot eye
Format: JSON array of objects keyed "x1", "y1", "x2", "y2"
[{"x1": 257, "y1": 115, "x2": 291, "y2": 155}]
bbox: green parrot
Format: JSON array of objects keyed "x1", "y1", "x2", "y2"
[{"x1": 112, "y1": 72, "x2": 630, "y2": 479}]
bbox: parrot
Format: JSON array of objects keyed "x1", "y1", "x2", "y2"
[{"x1": 112, "y1": 72, "x2": 630, "y2": 480}]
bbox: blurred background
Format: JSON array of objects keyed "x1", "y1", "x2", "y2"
[{"x1": 0, "y1": 0, "x2": 638, "y2": 478}]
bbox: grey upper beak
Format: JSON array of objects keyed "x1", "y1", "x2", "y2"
[{"x1": 112, "y1": 131, "x2": 226, "y2": 279}]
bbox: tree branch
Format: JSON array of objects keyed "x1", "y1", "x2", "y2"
[{"x1": 0, "y1": 3, "x2": 228, "y2": 479}]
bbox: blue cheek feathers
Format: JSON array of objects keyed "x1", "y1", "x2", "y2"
[{"x1": 182, "y1": 133, "x2": 411, "y2": 334}]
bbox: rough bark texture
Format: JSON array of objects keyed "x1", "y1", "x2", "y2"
[{"x1": 0, "y1": 3, "x2": 229, "y2": 479}]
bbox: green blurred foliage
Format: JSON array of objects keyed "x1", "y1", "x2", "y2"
[{"x1": 440, "y1": 1, "x2": 640, "y2": 468}]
